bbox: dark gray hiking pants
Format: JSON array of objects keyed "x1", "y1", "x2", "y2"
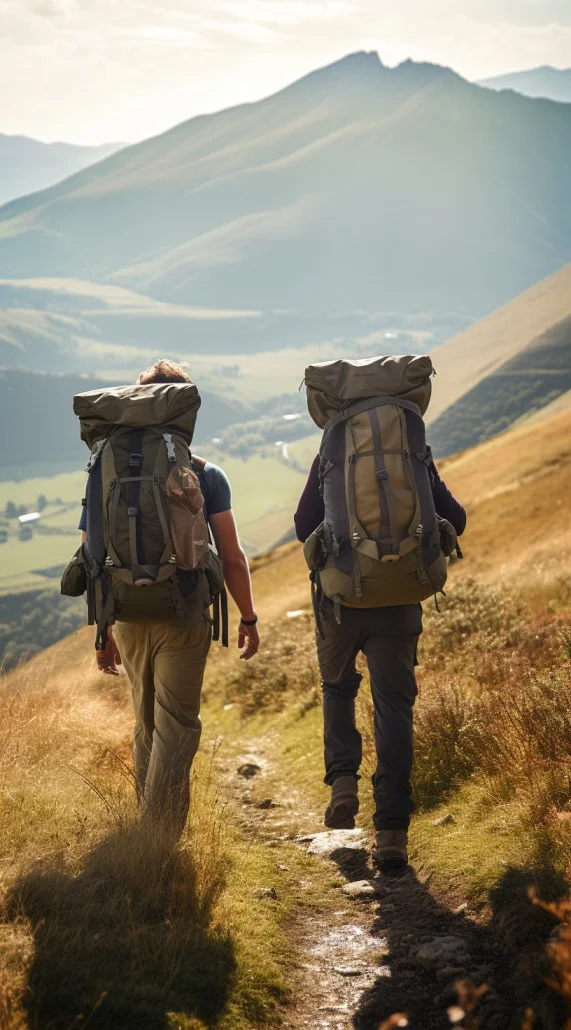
[{"x1": 316, "y1": 602, "x2": 422, "y2": 831}]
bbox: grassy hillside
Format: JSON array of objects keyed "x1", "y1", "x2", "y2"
[
  {"x1": 1, "y1": 404, "x2": 571, "y2": 1026},
  {"x1": 428, "y1": 262, "x2": 571, "y2": 423},
  {"x1": 429, "y1": 311, "x2": 571, "y2": 456},
  {"x1": 1, "y1": 54, "x2": 570, "y2": 317}
]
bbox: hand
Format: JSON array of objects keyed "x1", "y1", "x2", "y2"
[
  {"x1": 238, "y1": 619, "x2": 259, "y2": 661},
  {"x1": 96, "y1": 633, "x2": 122, "y2": 676}
]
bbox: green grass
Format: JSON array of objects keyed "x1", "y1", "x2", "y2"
[
  {"x1": 286, "y1": 433, "x2": 321, "y2": 468},
  {"x1": 0, "y1": 452, "x2": 306, "y2": 590}
]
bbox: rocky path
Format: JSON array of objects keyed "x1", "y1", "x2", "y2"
[{"x1": 219, "y1": 740, "x2": 516, "y2": 1030}]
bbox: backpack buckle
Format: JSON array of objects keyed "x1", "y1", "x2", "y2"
[
  {"x1": 129, "y1": 452, "x2": 143, "y2": 468},
  {"x1": 128, "y1": 506, "x2": 138, "y2": 517}
]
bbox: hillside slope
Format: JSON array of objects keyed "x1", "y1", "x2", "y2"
[
  {"x1": 1, "y1": 53, "x2": 570, "y2": 317},
  {"x1": 1, "y1": 402, "x2": 570, "y2": 1028},
  {"x1": 428, "y1": 262, "x2": 571, "y2": 426},
  {"x1": 0, "y1": 134, "x2": 123, "y2": 207}
]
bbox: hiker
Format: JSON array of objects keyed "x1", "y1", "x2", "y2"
[
  {"x1": 71, "y1": 360, "x2": 259, "y2": 838},
  {"x1": 295, "y1": 356, "x2": 466, "y2": 873}
]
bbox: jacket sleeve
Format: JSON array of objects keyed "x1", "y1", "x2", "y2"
[
  {"x1": 294, "y1": 456, "x2": 325, "y2": 543},
  {"x1": 429, "y1": 459, "x2": 467, "y2": 536}
]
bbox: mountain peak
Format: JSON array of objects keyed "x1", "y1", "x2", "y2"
[{"x1": 283, "y1": 50, "x2": 385, "y2": 94}]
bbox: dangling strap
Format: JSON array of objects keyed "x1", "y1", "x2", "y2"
[
  {"x1": 310, "y1": 571, "x2": 325, "y2": 639},
  {"x1": 212, "y1": 590, "x2": 221, "y2": 642},
  {"x1": 220, "y1": 588, "x2": 229, "y2": 648},
  {"x1": 94, "y1": 577, "x2": 115, "y2": 650}
]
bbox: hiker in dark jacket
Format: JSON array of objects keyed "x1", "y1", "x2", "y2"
[{"x1": 295, "y1": 447, "x2": 466, "y2": 872}]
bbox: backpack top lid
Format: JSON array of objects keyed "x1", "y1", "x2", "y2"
[
  {"x1": 304, "y1": 354, "x2": 434, "y2": 429},
  {"x1": 73, "y1": 381, "x2": 201, "y2": 449}
]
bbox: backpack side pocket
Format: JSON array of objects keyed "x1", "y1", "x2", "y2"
[
  {"x1": 60, "y1": 545, "x2": 88, "y2": 597},
  {"x1": 303, "y1": 522, "x2": 327, "y2": 571}
]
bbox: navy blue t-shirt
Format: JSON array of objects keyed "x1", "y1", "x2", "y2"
[{"x1": 78, "y1": 458, "x2": 232, "y2": 531}]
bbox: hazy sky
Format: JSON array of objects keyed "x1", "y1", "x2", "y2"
[{"x1": 2, "y1": 0, "x2": 571, "y2": 145}]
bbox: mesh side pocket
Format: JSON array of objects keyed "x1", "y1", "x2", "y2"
[{"x1": 166, "y1": 467, "x2": 210, "y2": 572}]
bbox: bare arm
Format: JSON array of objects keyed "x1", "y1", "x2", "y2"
[{"x1": 209, "y1": 509, "x2": 259, "y2": 660}]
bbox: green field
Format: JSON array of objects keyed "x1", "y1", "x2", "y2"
[{"x1": 0, "y1": 451, "x2": 309, "y2": 593}]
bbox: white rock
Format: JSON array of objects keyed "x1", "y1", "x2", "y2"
[
  {"x1": 411, "y1": 936, "x2": 471, "y2": 969},
  {"x1": 341, "y1": 879, "x2": 383, "y2": 899},
  {"x1": 307, "y1": 829, "x2": 367, "y2": 858}
]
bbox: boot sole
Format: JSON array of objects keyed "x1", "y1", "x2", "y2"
[
  {"x1": 372, "y1": 850, "x2": 408, "y2": 875},
  {"x1": 324, "y1": 800, "x2": 359, "y2": 830}
]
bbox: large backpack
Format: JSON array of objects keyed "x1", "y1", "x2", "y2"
[
  {"x1": 62, "y1": 382, "x2": 227, "y2": 649},
  {"x1": 303, "y1": 355, "x2": 459, "y2": 620}
]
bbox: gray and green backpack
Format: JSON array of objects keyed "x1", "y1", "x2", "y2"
[
  {"x1": 303, "y1": 355, "x2": 460, "y2": 621},
  {"x1": 61, "y1": 382, "x2": 227, "y2": 649}
]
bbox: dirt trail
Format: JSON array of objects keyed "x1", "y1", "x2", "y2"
[{"x1": 220, "y1": 737, "x2": 516, "y2": 1030}]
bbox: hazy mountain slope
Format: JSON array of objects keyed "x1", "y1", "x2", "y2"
[
  {"x1": 428, "y1": 263, "x2": 571, "y2": 423},
  {"x1": 1, "y1": 52, "x2": 570, "y2": 317},
  {"x1": 0, "y1": 277, "x2": 263, "y2": 371},
  {"x1": 0, "y1": 370, "x2": 248, "y2": 468},
  {"x1": 479, "y1": 66, "x2": 571, "y2": 103},
  {"x1": 0, "y1": 134, "x2": 123, "y2": 207}
]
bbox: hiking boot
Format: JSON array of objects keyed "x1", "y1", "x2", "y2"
[
  {"x1": 372, "y1": 830, "x2": 408, "y2": 874},
  {"x1": 324, "y1": 776, "x2": 359, "y2": 829}
]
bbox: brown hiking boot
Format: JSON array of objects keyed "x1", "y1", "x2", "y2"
[
  {"x1": 372, "y1": 830, "x2": 408, "y2": 874},
  {"x1": 324, "y1": 776, "x2": 359, "y2": 830}
]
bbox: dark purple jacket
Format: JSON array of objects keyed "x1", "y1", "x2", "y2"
[{"x1": 294, "y1": 454, "x2": 466, "y2": 544}]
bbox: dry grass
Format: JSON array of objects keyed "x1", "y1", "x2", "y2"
[{"x1": 0, "y1": 641, "x2": 290, "y2": 1029}]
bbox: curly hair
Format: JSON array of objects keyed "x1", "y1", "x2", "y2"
[{"x1": 137, "y1": 359, "x2": 192, "y2": 385}]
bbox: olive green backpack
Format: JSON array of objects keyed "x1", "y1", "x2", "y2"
[
  {"x1": 303, "y1": 355, "x2": 460, "y2": 621},
  {"x1": 62, "y1": 382, "x2": 227, "y2": 649}
]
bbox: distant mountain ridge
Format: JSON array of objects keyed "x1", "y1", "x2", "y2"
[
  {"x1": 479, "y1": 65, "x2": 571, "y2": 103},
  {"x1": 1, "y1": 51, "x2": 570, "y2": 320},
  {"x1": 0, "y1": 134, "x2": 124, "y2": 207}
]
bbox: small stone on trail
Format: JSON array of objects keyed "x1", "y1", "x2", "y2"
[
  {"x1": 433, "y1": 813, "x2": 456, "y2": 827},
  {"x1": 287, "y1": 609, "x2": 307, "y2": 619},
  {"x1": 454, "y1": 902, "x2": 468, "y2": 915},
  {"x1": 255, "y1": 887, "x2": 278, "y2": 900},
  {"x1": 306, "y1": 829, "x2": 367, "y2": 858},
  {"x1": 223, "y1": 703, "x2": 234, "y2": 711},
  {"x1": 410, "y1": 936, "x2": 471, "y2": 969},
  {"x1": 333, "y1": 966, "x2": 364, "y2": 977},
  {"x1": 341, "y1": 879, "x2": 385, "y2": 899},
  {"x1": 257, "y1": 798, "x2": 277, "y2": 809},
  {"x1": 435, "y1": 966, "x2": 467, "y2": 983},
  {"x1": 276, "y1": 863, "x2": 289, "y2": 872},
  {"x1": 237, "y1": 762, "x2": 261, "y2": 778}
]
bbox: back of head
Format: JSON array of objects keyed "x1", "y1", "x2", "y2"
[
  {"x1": 74, "y1": 360, "x2": 200, "y2": 448},
  {"x1": 137, "y1": 359, "x2": 192, "y2": 385}
]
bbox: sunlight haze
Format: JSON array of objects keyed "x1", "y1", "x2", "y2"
[{"x1": 2, "y1": 0, "x2": 571, "y2": 144}]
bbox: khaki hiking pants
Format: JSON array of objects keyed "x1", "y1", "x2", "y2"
[
  {"x1": 316, "y1": 600, "x2": 422, "y2": 833},
  {"x1": 114, "y1": 617, "x2": 212, "y2": 836}
]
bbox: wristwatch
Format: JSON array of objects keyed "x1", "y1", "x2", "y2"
[{"x1": 240, "y1": 614, "x2": 258, "y2": 626}]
